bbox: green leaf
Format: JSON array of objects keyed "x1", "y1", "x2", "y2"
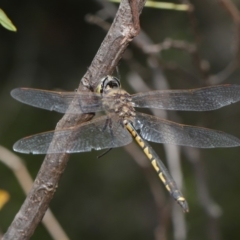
[
  {"x1": 145, "y1": 1, "x2": 189, "y2": 11},
  {"x1": 0, "y1": 8, "x2": 17, "y2": 32},
  {"x1": 109, "y1": 0, "x2": 190, "y2": 11}
]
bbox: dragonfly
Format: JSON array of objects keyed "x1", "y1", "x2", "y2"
[{"x1": 11, "y1": 76, "x2": 240, "y2": 212}]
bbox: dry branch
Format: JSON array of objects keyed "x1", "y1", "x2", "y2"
[
  {"x1": 0, "y1": 146, "x2": 69, "y2": 240},
  {"x1": 2, "y1": 0, "x2": 146, "y2": 239}
]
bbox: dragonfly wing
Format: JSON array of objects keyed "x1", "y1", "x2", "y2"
[
  {"x1": 135, "y1": 112, "x2": 240, "y2": 148},
  {"x1": 11, "y1": 88, "x2": 103, "y2": 113},
  {"x1": 13, "y1": 115, "x2": 132, "y2": 154},
  {"x1": 132, "y1": 84, "x2": 240, "y2": 111}
]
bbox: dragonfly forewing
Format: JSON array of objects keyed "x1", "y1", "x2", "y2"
[
  {"x1": 132, "y1": 84, "x2": 240, "y2": 111},
  {"x1": 11, "y1": 76, "x2": 240, "y2": 212},
  {"x1": 135, "y1": 112, "x2": 240, "y2": 148},
  {"x1": 13, "y1": 115, "x2": 132, "y2": 154},
  {"x1": 11, "y1": 88, "x2": 103, "y2": 114}
]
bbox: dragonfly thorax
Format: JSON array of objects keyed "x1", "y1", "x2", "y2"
[{"x1": 102, "y1": 88, "x2": 136, "y2": 123}]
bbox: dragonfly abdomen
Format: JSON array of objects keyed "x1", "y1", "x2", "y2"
[{"x1": 124, "y1": 120, "x2": 189, "y2": 212}]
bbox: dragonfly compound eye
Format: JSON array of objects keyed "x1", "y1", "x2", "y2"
[
  {"x1": 96, "y1": 75, "x2": 121, "y2": 94},
  {"x1": 106, "y1": 81, "x2": 120, "y2": 90}
]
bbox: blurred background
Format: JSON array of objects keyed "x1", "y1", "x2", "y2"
[{"x1": 1, "y1": 0, "x2": 240, "y2": 239}]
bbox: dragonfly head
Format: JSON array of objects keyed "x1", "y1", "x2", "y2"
[{"x1": 96, "y1": 75, "x2": 121, "y2": 95}]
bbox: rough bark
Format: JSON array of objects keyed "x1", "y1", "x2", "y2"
[{"x1": 2, "y1": 0, "x2": 146, "y2": 239}]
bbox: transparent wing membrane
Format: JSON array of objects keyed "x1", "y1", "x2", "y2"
[
  {"x1": 11, "y1": 77, "x2": 240, "y2": 212},
  {"x1": 13, "y1": 115, "x2": 132, "y2": 154},
  {"x1": 11, "y1": 88, "x2": 103, "y2": 114},
  {"x1": 132, "y1": 84, "x2": 240, "y2": 111},
  {"x1": 135, "y1": 112, "x2": 240, "y2": 148},
  {"x1": 12, "y1": 84, "x2": 240, "y2": 113}
]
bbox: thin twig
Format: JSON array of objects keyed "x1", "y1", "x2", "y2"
[
  {"x1": 0, "y1": 146, "x2": 69, "y2": 240},
  {"x1": 86, "y1": 5, "x2": 187, "y2": 239},
  {"x1": 124, "y1": 142, "x2": 170, "y2": 240},
  {"x1": 127, "y1": 72, "x2": 187, "y2": 240},
  {"x1": 2, "y1": 1, "x2": 146, "y2": 239},
  {"x1": 142, "y1": 38, "x2": 196, "y2": 54},
  {"x1": 209, "y1": 0, "x2": 240, "y2": 84},
  {"x1": 86, "y1": 4, "x2": 173, "y2": 238},
  {"x1": 182, "y1": 147, "x2": 222, "y2": 240}
]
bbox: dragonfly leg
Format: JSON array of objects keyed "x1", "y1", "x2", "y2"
[
  {"x1": 97, "y1": 148, "x2": 113, "y2": 159},
  {"x1": 102, "y1": 117, "x2": 110, "y2": 132}
]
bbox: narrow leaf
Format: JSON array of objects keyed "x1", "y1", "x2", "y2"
[
  {"x1": 0, "y1": 9, "x2": 17, "y2": 31},
  {"x1": 109, "y1": 0, "x2": 190, "y2": 11}
]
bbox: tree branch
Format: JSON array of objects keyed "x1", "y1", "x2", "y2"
[
  {"x1": 0, "y1": 146, "x2": 69, "y2": 240},
  {"x1": 2, "y1": 0, "x2": 146, "y2": 239}
]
